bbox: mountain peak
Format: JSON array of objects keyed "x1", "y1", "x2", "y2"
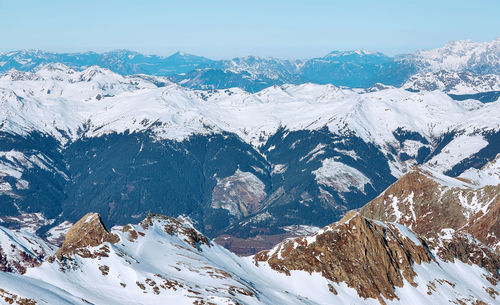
[
  {"x1": 54, "y1": 213, "x2": 119, "y2": 260},
  {"x1": 360, "y1": 163, "x2": 500, "y2": 275},
  {"x1": 255, "y1": 212, "x2": 432, "y2": 302},
  {"x1": 169, "y1": 51, "x2": 201, "y2": 59},
  {"x1": 34, "y1": 62, "x2": 74, "y2": 72},
  {"x1": 326, "y1": 49, "x2": 383, "y2": 57}
]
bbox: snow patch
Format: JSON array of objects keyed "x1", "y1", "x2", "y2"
[{"x1": 313, "y1": 158, "x2": 372, "y2": 193}]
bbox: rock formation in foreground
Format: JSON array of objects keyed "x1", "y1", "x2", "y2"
[
  {"x1": 360, "y1": 157, "x2": 500, "y2": 276},
  {"x1": 0, "y1": 211, "x2": 497, "y2": 304}
]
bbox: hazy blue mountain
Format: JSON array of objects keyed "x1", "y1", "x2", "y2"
[
  {"x1": 300, "y1": 50, "x2": 417, "y2": 87},
  {"x1": 0, "y1": 39, "x2": 498, "y2": 90},
  {"x1": 0, "y1": 49, "x2": 214, "y2": 75}
]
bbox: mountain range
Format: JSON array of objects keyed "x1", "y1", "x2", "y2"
[
  {"x1": 1, "y1": 191, "x2": 499, "y2": 304},
  {"x1": 0, "y1": 62, "x2": 499, "y2": 254},
  {"x1": 0, "y1": 38, "x2": 499, "y2": 304},
  {"x1": 1, "y1": 38, "x2": 498, "y2": 91}
]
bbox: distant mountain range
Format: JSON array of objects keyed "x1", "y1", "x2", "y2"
[
  {"x1": 403, "y1": 70, "x2": 500, "y2": 94},
  {"x1": 1, "y1": 38, "x2": 498, "y2": 91}
]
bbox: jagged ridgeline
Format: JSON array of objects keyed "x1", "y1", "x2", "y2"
[
  {"x1": 1, "y1": 38, "x2": 499, "y2": 91},
  {"x1": 0, "y1": 212, "x2": 498, "y2": 304}
]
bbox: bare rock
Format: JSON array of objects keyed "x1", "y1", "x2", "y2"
[
  {"x1": 360, "y1": 167, "x2": 500, "y2": 276},
  {"x1": 254, "y1": 212, "x2": 433, "y2": 302},
  {"x1": 54, "y1": 213, "x2": 119, "y2": 260}
]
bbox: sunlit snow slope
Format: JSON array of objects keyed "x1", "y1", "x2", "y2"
[{"x1": 0, "y1": 64, "x2": 499, "y2": 253}]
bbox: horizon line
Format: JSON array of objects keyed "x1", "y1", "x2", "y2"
[{"x1": 1, "y1": 37, "x2": 498, "y2": 61}]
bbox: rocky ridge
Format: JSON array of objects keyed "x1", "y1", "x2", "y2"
[
  {"x1": 53, "y1": 212, "x2": 119, "y2": 260},
  {"x1": 360, "y1": 157, "x2": 500, "y2": 276},
  {"x1": 0, "y1": 212, "x2": 498, "y2": 304},
  {"x1": 254, "y1": 211, "x2": 434, "y2": 303}
]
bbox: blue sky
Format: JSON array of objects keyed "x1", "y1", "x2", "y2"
[{"x1": 1, "y1": 0, "x2": 499, "y2": 59}]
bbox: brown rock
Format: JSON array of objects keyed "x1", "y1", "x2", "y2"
[
  {"x1": 54, "y1": 213, "x2": 119, "y2": 260},
  {"x1": 254, "y1": 212, "x2": 433, "y2": 301},
  {"x1": 360, "y1": 167, "x2": 500, "y2": 276}
]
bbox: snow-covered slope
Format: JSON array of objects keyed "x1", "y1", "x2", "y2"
[
  {"x1": 412, "y1": 38, "x2": 500, "y2": 74},
  {"x1": 403, "y1": 70, "x2": 500, "y2": 94},
  {"x1": 0, "y1": 225, "x2": 56, "y2": 273},
  {"x1": 2, "y1": 66, "x2": 499, "y2": 182},
  {"x1": 1, "y1": 66, "x2": 498, "y2": 149},
  {"x1": 0, "y1": 212, "x2": 498, "y2": 305},
  {"x1": 1, "y1": 65, "x2": 499, "y2": 251}
]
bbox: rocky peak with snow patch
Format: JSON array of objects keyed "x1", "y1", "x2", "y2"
[
  {"x1": 254, "y1": 211, "x2": 433, "y2": 303},
  {"x1": 360, "y1": 162, "x2": 500, "y2": 275},
  {"x1": 54, "y1": 213, "x2": 119, "y2": 260},
  {"x1": 138, "y1": 213, "x2": 210, "y2": 249}
]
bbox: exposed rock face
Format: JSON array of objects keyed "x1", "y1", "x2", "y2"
[
  {"x1": 54, "y1": 213, "x2": 119, "y2": 260},
  {"x1": 360, "y1": 164, "x2": 500, "y2": 276},
  {"x1": 254, "y1": 212, "x2": 433, "y2": 303},
  {"x1": 211, "y1": 169, "x2": 267, "y2": 219}
]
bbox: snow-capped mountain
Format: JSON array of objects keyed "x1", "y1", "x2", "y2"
[
  {"x1": 412, "y1": 38, "x2": 500, "y2": 74},
  {"x1": 2, "y1": 38, "x2": 497, "y2": 91},
  {"x1": 0, "y1": 211, "x2": 498, "y2": 305},
  {"x1": 0, "y1": 64, "x2": 499, "y2": 255},
  {"x1": 403, "y1": 70, "x2": 500, "y2": 94},
  {"x1": 0, "y1": 49, "x2": 215, "y2": 76}
]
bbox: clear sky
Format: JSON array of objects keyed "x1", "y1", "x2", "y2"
[{"x1": 1, "y1": 0, "x2": 499, "y2": 59}]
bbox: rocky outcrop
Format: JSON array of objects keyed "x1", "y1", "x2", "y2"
[
  {"x1": 211, "y1": 169, "x2": 267, "y2": 219},
  {"x1": 360, "y1": 165, "x2": 500, "y2": 276},
  {"x1": 54, "y1": 213, "x2": 119, "y2": 260},
  {"x1": 254, "y1": 212, "x2": 434, "y2": 303}
]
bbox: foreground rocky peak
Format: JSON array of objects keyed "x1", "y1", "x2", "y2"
[
  {"x1": 53, "y1": 212, "x2": 211, "y2": 262},
  {"x1": 0, "y1": 212, "x2": 498, "y2": 304},
  {"x1": 360, "y1": 162, "x2": 500, "y2": 276},
  {"x1": 254, "y1": 211, "x2": 433, "y2": 303},
  {"x1": 54, "y1": 213, "x2": 119, "y2": 260}
]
